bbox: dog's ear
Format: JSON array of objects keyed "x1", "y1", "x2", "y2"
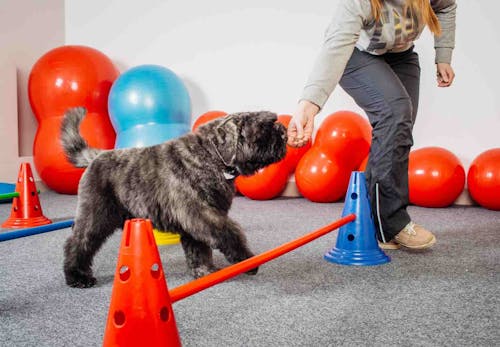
[
  {"x1": 216, "y1": 115, "x2": 239, "y2": 143},
  {"x1": 215, "y1": 115, "x2": 239, "y2": 164}
]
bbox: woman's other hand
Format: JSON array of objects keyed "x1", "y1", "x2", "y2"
[{"x1": 436, "y1": 63, "x2": 455, "y2": 87}]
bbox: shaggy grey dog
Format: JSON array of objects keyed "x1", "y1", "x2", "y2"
[{"x1": 61, "y1": 107, "x2": 287, "y2": 288}]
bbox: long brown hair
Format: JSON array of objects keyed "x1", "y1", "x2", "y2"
[{"x1": 370, "y1": 0, "x2": 441, "y2": 36}]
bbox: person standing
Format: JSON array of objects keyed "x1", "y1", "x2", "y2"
[{"x1": 288, "y1": 0, "x2": 457, "y2": 249}]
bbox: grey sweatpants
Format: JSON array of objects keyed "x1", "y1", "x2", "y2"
[{"x1": 339, "y1": 46, "x2": 420, "y2": 242}]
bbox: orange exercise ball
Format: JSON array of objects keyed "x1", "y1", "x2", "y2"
[
  {"x1": 277, "y1": 114, "x2": 312, "y2": 172},
  {"x1": 467, "y1": 148, "x2": 500, "y2": 210},
  {"x1": 315, "y1": 110, "x2": 371, "y2": 170},
  {"x1": 29, "y1": 45, "x2": 118, "y2": 194},
  {"x1": 408, "y1": 147, "x2": 465, "y2": 207},
  {"x1": 29, "y1": 45, "x2": 118, "y2": 116},
  {"x1": 192, "y1": 110, "x2": 227, "y2": 131},
  {"x1": 235, "y1": 160, "x2": 290, "y2": 200},
  {"x1": 295, "y1": 147, "x2": 351, "y2": 203},
  {"x1": 358, "y1": 155, "x2": 369, "y2": 172}
]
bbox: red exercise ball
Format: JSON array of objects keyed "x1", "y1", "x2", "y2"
[
  {"x1": 295, "y1": 147, "x2": 351, "y2": 203},
  {"x1": 408, "y1": 147, "x2": 465, "y2": 207},
  {"x1": 235, "y1": 161, "x2": 290, "y2": 200},
  {"x1": 192, "y1": 110, "x2": 227, "y2": 131},
  {"x1": 33, "y1": 113, "x2": 116, "y2": 194},
  {"x1": 467, "y1": 148, "x2": 500, "y2": 210},
  {"x1": 29, "y1": 45, "x2": 119, "y2": 116},
  {"x1": 277, "y1": 114, "x2": 312, "y2": 172},
  {"x1": 29, "y1": 45, "x2": 118, "y2": 194},
  {"x1": 358, "y1": 155, "x2": 369, "y2": 172},
  {"x1": 315, "y1": 110, "x2": 371, "y2": 170}
]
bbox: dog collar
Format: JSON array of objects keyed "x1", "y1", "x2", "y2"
[
  {"x1": 223, "y1": 167, "x2": 239, "y2": 180},
  {"x1": 210, "y1": 139, "x2": 239, "y2": 180}
]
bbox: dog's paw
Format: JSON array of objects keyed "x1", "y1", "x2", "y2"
[
  {"x1": 191, "y1": 265, "x2": 219, "y2": 279},
  {"x1": 65, "y1": 270, "x2": 97, "y2": 288},
  {"x1": 245, "y1": 266, "x2": 259, "y2": 276},
  {"x1": 191, "y1": 267, "x2": 211, "y2": 279}
]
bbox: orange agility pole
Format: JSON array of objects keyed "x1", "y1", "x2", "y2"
[{"x1": 169, "y1": 214, "x2": 356, "y2": 303}]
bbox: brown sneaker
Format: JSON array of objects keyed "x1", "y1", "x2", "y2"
[
  {"x1": 394, "y1": 222, "x2": 436, "y2": 249},
  {"x1": 378, "y1": 240, "x2": 400, "y2": 250}
]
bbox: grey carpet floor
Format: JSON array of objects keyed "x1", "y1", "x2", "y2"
[{"x1": 0, "y1": 191, "x2": 499, "y2": 347}]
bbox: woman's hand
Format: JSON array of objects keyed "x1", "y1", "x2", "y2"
[
  {"x1": 436, "y1": 63, "x2": 455, "y2": 87},
  {"x1": 288, "y1": 100, "x2": 319, "y2": 147}
]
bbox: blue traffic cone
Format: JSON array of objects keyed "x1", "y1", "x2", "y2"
[{"x1": 324, "y1": 171, "x2": 390, "y2": 266}]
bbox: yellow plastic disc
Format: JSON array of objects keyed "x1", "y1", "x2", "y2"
[{"x1": 153, "y1": 229, "x2": 180, "y2": 245}]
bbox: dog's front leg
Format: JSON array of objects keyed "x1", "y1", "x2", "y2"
[
  {"x1": 180, "y1": 233, "x2": 219, "y2": 278},
  {"x1": 215, "y1": 218, "x2": 258, "y2": 275}
]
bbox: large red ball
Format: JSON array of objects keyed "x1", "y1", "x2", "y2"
[
  {"x1": 408, "y1": 147, "x2": 466, "y2": 207},
  {"x1": 358, "y1": 155, "x2": 369, "y2": 172},
  {"x1": 29, "y1": 45, "x2": 119, "y2": 117},
  {"x1": 29, "y1": 45, "x2": 118, "y2": 194},
  {"x1": 295, "y1": 147, "x2": 351, "y2": 203},
  {"x1": 314, "y1": 110, "x2": 371, "y2": 170},
  {"x1": 277, "y1": 114, "x2": 312, "y2": 172},
  {"x1": 235, "y1": 161, "x2": 290, "y2": 200},
  {"x1": 33, "y1": 113, "x2": 116, "y2": 194},
  {"x1": 192, "y1": 110, "x2": 227, "y2": 131},
  {"x1": 467, "y1": 148, "x2": 500, "y2": 210}
]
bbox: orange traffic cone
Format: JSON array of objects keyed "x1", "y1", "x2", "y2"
[
  {"x1": 103, "y1": 219, "x2": 182, "y2": 347},
  {"x1": 1, "y1": 162, "x2": 51, "y2": 228}
]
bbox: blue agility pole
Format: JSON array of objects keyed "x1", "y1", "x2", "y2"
[{"x1": 0, "y1": 219, "x2": 74, "y2": 242}]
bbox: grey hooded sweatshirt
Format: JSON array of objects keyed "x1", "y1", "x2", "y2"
[{"x1": 301, "y1": 0, "x2": 457, "y2": 108}]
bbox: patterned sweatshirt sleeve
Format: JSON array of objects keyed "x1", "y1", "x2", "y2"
[
  {"x1": 300, "y1": 0, "x2": 370, "y2": 109},
  {"x1": 432, "y1": 0, "x2": 457, "y2": 64}
]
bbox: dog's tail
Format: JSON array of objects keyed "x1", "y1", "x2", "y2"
[{"x1": 60, "y1": 107, "x2": 104, "y2": 168}]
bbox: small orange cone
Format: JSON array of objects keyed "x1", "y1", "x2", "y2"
[
  {"x1": 1, "y1": 162, "x2": 51, "y2": 228},
  {"x1": 103, "y1": 219, "x2": 182, "y2": 347}
]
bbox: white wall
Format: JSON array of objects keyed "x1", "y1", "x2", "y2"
[
  {"x1": 0, "y1": 62, "x2": 20, "y2": 182},
  {"x1": 65, "y1": 0, "x2": 499, "y2": 171},
  {"x1": 0, "y1": 0, "x2": 64, "y2": 182}
]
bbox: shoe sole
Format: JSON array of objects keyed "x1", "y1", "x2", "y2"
[
  {"x1": 397, "y1": 235, "x2": 437, "y2": 250},
  {"x1": 378, "y1": 242, "x2": 400, "y2": 250}
]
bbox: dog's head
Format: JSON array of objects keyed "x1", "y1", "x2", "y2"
[{"x1": 198, "y1": 111, "x2": 287, "y2": 176}]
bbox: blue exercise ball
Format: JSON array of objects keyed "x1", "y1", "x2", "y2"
[{"x1": 108, "y1": 64, "x2": 191, "y2": 149}]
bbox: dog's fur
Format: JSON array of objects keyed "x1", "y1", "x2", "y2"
[{"x1": 61, "y1": 107, "x2": 287, "y2": 288}]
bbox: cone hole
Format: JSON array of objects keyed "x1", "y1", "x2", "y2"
[
  {"x1": 31, "y1": 191, "x2": 35, "y2": 196},
  {"x1": 347, "y1": 234, "x2": 355, "y2": 241},
  {"x1": 18, "y1": 177, "x2": 22, "y2": 182},
  {"x1": 34, "y1": 205, "x2": 39, "y2": 211},
  {"x1": 29, "y1": 177, "x2": 34, "y2": 182},
  {"x1": 151, "y1": 263, "x2": 161, "y2": 279},
  {"x1": 114, "y1": 310, "x2": 126, "y2": 327},
  {"x1": 351, "y1": 192, "x2": 358, "y2": 200},
  {"x1": 13, "y1": 204, "x2": 18, "y2": 211},
  {"x1": 160, "y1": 307, "x2": 170, "y2": 322},
  {"x1": 119, "y1": 265, "x2": 131, "y2": 281}
]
